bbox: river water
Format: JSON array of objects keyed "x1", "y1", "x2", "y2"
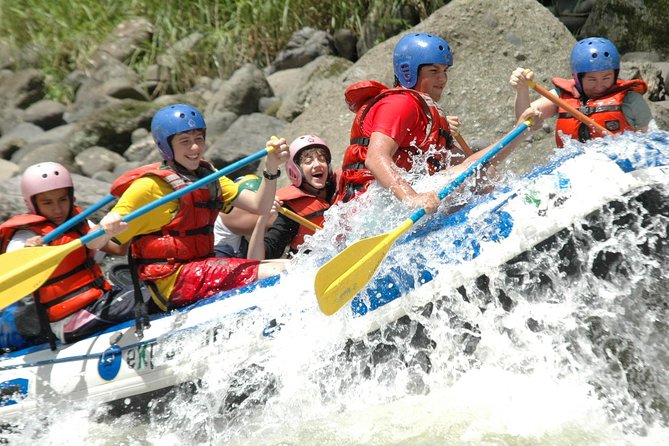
[{"x1": 4, "y1": 130, "x2": 669, "y2": 445}]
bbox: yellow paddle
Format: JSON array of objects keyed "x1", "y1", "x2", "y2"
[
  {"x1": 315, "y1": 120, "x2": 532, "y2": 315},
  {"x1": 0, "y1": 144, "x2": 278, "y2": 310},
  {"x1": 524, "y1": 70, "x2": 612, "y2": 137}
]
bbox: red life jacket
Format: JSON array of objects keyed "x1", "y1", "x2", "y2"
[
  {"x1": 552, "y1": 77, "x2": 648, "y2": 147},
  {"x1": 336, "y1": 83, "x2": 456, "y2": 203},
  {"x1": 111, "y1": 162, "x2": 223, "y2": 281},
  {"x1": 276, "y1": 185, "x2": 330, "y2": 251},
  {"x1": 0, "y1": 208, "x2": 110, "y2": 322}
]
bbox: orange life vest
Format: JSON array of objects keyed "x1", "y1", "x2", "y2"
[
  {"x1": 336, "y1": 83, "x2": 456, "y2": 203},
  {"x1": 276, "y1": 185, "x2": 330, "y2": 251},
  {"x1": 0, "y1": 208, "x2": 110, "y2": 322},
  {"x1": 552, "y1": 77, "x2": 648, "y2": 147},
  {"x1": 111, "y1": 162, "x2": 223, "y2": 281}
]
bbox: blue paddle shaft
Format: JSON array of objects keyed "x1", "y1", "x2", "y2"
[
  {"x1": 408, "y1": 121, "x2": 530, "y2": 224},
  {"x1": 42, "y1": 194, "x2": 116, "y2": 244},
  {"x1": 79, "y1": 147, "x2": 274, "y2": 245}
]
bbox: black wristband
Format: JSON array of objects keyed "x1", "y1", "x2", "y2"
[{"x1": 263, "y1": 169, "x2": 281, "y2": 180}]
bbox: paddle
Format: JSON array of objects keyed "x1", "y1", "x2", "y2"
[
  {"x1": 42, "y1": 194, "x2": 116, "y2": 244},
  {"x1": 279, "y1": 206, "x2": 322, "y2": 231},
  {"x1": 0, "y1": 145, "x2": 277, "y2": 310},
  {"x1": 315, "y1": 120, "x2": 532, "y2": 315},
  {"x1": 524, "y1": 72, "x2": 612, "y2": 137},
  {"x1": 453, "y1": 132, "x2": 473, "y2": 156}
]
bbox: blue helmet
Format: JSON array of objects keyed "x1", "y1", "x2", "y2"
[
  {"x1": 393, "y1": 33, "x2": 453, "y2": 88},
  {"x1": 570, "y1": 37, "x2": 620, "y2": 75},
  {"x1": 151, "y1": 104, "x2": 206, "y2": 161}
]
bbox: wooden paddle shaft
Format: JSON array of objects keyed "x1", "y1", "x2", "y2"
[
  {"x1": 453, "y1": 132, "x2": 473, "y2": 156},
  {"x1": 527, "y1": 79, "x2": 612, "y2": 136},
  {"x1": 279, "y1": 207, "x2": 321, "y2": 231}
]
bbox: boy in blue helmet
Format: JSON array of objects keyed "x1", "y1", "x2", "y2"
[
  {"x1": 510, "y1": 37, "x2": 652, "y2": 147},
  {"x1": 97, "y1": 104, "x2": 290, "y2": 311},
  {"x1": 335, "y1": 33, "x2": 543, "y2": 210}
]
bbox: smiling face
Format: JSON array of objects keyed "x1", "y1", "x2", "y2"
[
  {"x1": 414, "y1": 64, "x2": 449, "y2": 101},
  {"x1": 170, "y1": 129, "x2": 207, "y2": 171},
  {"x1": 297, "y1": 147, "x2": 330, "y2": 191},
  {"x1": 34, "y1": 187, "x2": 72, "y2": 225},
  {"x1": 580, "y1": 69, "x2": 616, "y2": 98}
]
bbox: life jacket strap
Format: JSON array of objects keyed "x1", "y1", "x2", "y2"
[
  {"x1": 342, "y1": 161, "x2": 366, "y2": 172},
  {"x1": 559, "y1": 104, "x2": 621, "y2": 118},
  {"x1": 350, "y1": 136, "x2": 370, "y2": 146},
  {"x1": 128, "y1": 250, "x2": 151, "y2": 339}
]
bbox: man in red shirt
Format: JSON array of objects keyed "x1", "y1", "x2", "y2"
[{"x1": 336, "y1": 33, "x2": 542, "y2": 212}]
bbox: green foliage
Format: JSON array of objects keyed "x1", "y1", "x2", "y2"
[
  {"x1": 0, "y1": 0, "x2": 372, "y2": 101},
  {"x1": 0, "y1": 0, "x2": 448, "y2": 102}
]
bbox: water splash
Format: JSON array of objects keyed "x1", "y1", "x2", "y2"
[{"x1": 5, "y1": 131, "x2": 669, "y2": 445}]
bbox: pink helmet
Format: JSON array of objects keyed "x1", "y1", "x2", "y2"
[
  {"x1": 20, "y1": 162, "x2": 74, "y2": 213},
  {"x1": 286, "y1": 135, "x2": 331, "y2": 187}
]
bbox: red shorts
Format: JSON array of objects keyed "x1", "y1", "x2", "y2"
[{"x1": 169, "y1": 258, "x2": 260, "y2": 308}]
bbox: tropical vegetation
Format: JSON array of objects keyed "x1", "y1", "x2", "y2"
[{"x1": 0, "y1": 0, "x2": 446, "y2": 102}]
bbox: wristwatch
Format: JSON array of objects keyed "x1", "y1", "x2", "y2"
[{"x1": 263, "y1": 169, "x2": 281, "y2": 180}]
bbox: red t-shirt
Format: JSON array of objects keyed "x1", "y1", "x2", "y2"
[{"x1": 361, "y1": 93, "x2": 430, "y2": 147}]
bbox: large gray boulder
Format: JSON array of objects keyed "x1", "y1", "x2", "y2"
[
  {"x1": 275, "y1": 55, "x2": 352, "y2": 122},
  {"x1": 206, "y1": 64, "x2": 273, "y2": 117},
  {"x1": 268, "y1": 28, "x2": 336, "y2": 74},
  {"x1": 208, "y1": 113, "x2": 287, "y2": 174},
  {"x1": 284, "y1": 0, "x2": 575, "y2": 177},
  {"x1": 580, "y1": 0, "x2": 669, "y2": 56}
]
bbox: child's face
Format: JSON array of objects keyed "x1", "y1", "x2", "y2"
[
  {"x1": 415, "y1": 64, "x2": 449, "y2": 101},
  {"x1": 581, "y1": 69, "x2": 616, "y2": 98},
  {"x1": 298, "y1": 148, "x2": 329, "y2": 190},
  {"x1": 171, "y1": 129, "x2": 206, "y2": 171},
  {"x1": 34, "y1": 187, "x2": 71, "y2": 225}
]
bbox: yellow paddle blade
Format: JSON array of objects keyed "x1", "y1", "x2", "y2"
[
  {"x1": 315, "y1": 219, "x2": 414, "y2": 315},
  {"x1": 0, "y1": 240, "x2": 82, "y2": 310}
]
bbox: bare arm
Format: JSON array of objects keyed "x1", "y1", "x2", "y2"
[
  {"x1": 365, "y1": 132, "x2": 440, "y2": 213},
  {"x1": 232, "y1": 138, "x2": 289, "y2": 215},
  {"x1": 510, "y1": 67, "x2": 558, "y2": 119},
  {"x1": 100, "y1": 240, "x2": 129, "y2": 256},
  {"x1": 87, "y1": 212, "x2": 128, "y2": 251},
  {"x1": 247, "y1": 200, "x2": 280, "y2": 260},
  {"x1": 510, "y1": 67, "x2": 533, "y2": 119},
  {"x1": 247, "y1": 215, "x2": 268, "y2": 260},
  {"x1": 220, "y1": 206, "x2": 264, "y2": 237}
]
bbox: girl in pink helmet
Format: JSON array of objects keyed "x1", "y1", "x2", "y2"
[
  {"x1": 0, "y1": 162, "x2": 136, "y2": 352},
  {"x1": 213, "y1": 136, "x2": 335, "y2": 260},
  {"x1": 260, "y1": 135, "x2": 338, "y2": 259}
]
